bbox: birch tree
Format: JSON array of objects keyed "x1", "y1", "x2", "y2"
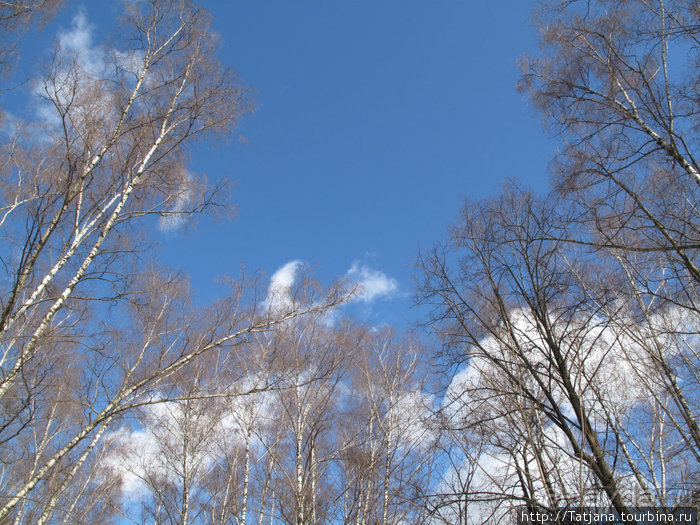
[
  {"x1": 338, "y1": 330, "x2": 435, "y2": 525},
  {"x1": 520, "y1": 0, "x2": 700, "y2": 296},
  {"x1": 419, "y1": 1, "x2": 700, "y2": 519},
  {"x1": 419, "y1": 186, "x2": 698, "y2": 523},
  {"x1": 519, "y1": 0, "x2": 700, "y2": 505},
  {"x1": 0, "y1": 0, "x2": 63, "y2": 74},
  {"x1": 259, "y1": 315, "x2": 349, "y2": 525},
  {"x1": 0, "y1": 1, "x2": 345, "y2": 521}
]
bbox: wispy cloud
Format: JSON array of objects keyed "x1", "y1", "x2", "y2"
[
  {"x1": 263, "y1": 260, "x2": 303, "y2": 313},
  {"x1": 347, "y1": 262, "x2": 398, "y2": 303},
  {"x1": 0, "y1": 112, "x2": 20, "y2": 138},
  {"x1": 260, "y1": 259, "x2": 398, "y2": 327},
  {"x1": 33, "y1": 10, "x2": 115, "y2": 132},
  {"x1": 103, "y1": 388, "x2": 275, "y2": 502},
  {"x1": 57, "y1": 11, "x2": 106, "y2": 76},
  {"x1": 157, "y1": 171, "x2": 195, "y2": 232}
]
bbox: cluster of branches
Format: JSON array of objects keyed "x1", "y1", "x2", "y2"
[
  {"x1": 419, "y1": 1, "x2": 699, "y2": 523},
  {"x1": 2, "y1": 0, "x2": 697, "y2": 523},
  {"x1": 0, "y1": 1, "x2": 63, "y2": 72},
  {"x1": 97, "y1": 315, "x2": 438, "y2": 525},
  {"x1": 0, "y1": 1, "x2": 353, "y2": 522},
  {"x1": 0, "y1": 3, "x2": 442, "y2": 523}
]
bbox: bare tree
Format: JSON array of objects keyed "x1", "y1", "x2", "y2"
[
  {"x1": 419, "y1": 185, "x2": 698, "y2": 524},
  {"x1": 0, "y1": 0, "x2": 63, "y2": 75},
  {"x1": 519, "y1": 0, "x2": 700, "y2": 296},
  {"x1": 417, "y1": 1, "x2": 700, "y2": 520},
  {"x1": 518, "y1": 0, "x2": 700, "y2": 506},
  {"x1": 338, "y1": 329, "x2": 435, "y2": 525},
  {"x1": 0, "y1": 2, "x2": 346, "y2": 521},
  {"x1": 256, "y1": 314, "x2": 349, "y2": 525}
]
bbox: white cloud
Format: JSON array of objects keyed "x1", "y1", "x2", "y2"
[
  {"x1": 346, "y1": 262, "x2": 398, "y2": 303},
  {"x1": 0, "y1": 112, "x2": 20, "y2": 138},
  {"x1": 436, "y1": 305, "x2": 700, "y2": 519},
  {"x1": 263, "y1": 260, "x2": 303, "y2": 314},
  {"x1": 386, "y1": 390, "x2": 436, "y2": 452},
  {"x1": 102, "y1": 425, "x2": 162, "y2": 499},
  {"x1": 157, "y1": 172, "x2": 195, "y2": 232},
  {"x1": 34, "y1": 11, "x2": 114, "y2": 132},
  {"x1": 270, "y1": 260, "x2": 301, "y2": 290},
  {"x1": 102, "y1": 387, "x2": 278, "y2": 502},
  {"x1": 115, "y1": 49, "x2": 145, "y2": 78},
  {"x1": 58, "y1": 12, "x2": 91, "y2": 52},
  {"x1": 57, "y1": 11, "x2": 106, "y2": 76},
  {"x1": 259, "y1": 259, "x2": 398, "y2": 325}
]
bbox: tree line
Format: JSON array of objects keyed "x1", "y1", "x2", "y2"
[{"x1": 0, "y1": 0, "x2": 697, "y2": 523}]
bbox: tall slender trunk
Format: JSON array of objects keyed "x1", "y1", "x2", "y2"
[{"x1": 241, "y1": 423, "x2": 252, "y2": 525}]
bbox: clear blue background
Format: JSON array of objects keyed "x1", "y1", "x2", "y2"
[{"x1": 14, "y1": 1, "x2": 556, "y2": 326}]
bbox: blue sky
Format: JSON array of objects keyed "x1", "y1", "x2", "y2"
[{"x1": 16, "y1": 1, "x2": 556, "y2": 327}]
